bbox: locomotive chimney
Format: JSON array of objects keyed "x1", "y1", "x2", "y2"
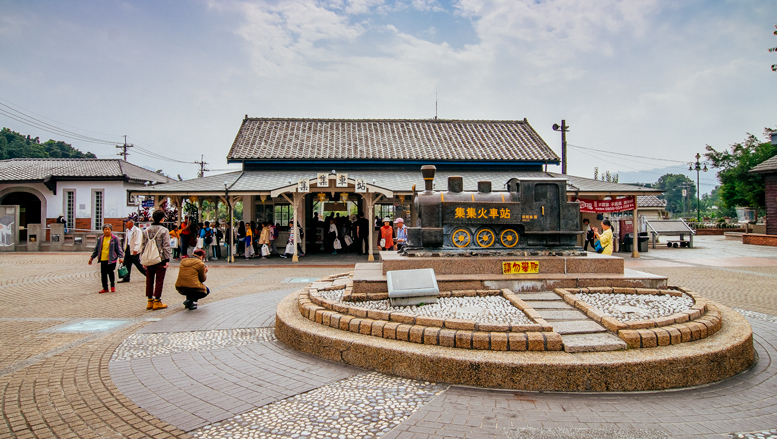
[
  {"x1": 478, "y1": 181, "x2": 491, "y2": 193},
  {"x1": 448, "y1": 176, "x2": 463, "y2": 193},
  {"x1": 421, "y1": 165, "x2": 436, "y2": 192}
]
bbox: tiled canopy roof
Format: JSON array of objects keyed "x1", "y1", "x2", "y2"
[
  {"x1": 637, "y1": 195, "x2": 667, "y2": 208},
  {"x1": 750, "y1": 155, "x2": 777, "y2": 174},
  {"x1": 227, "y1": 118, "x2": 560, "y2": 162},
  {"x1": 0, "y1": 158, "x2": 171, "y2": 183},
  {"x1": 136, "y1": 169, "x2": 661, "y2": 197}
]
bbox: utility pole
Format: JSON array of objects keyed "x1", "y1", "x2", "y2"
[
  {"x1": 552, "y1": 120, "x2": 569, "y2": 174},
  {"x1": 116, "y1": 135, "x2": 133, "y2": 161},
  {"x1": 194, "y1": 154, "x2": 209, "y2": 178}
]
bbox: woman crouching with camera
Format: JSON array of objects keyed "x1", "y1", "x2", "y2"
[{"x1": 175, "y1": 248, "x2": 210, "y2": 310}]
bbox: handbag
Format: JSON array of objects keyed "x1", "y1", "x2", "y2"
[
  {"x1": 333, "y1": 239, "x2": 342, "y2": 250},
  {"x1": 140, "y1": 228, "x2": 163, "y2": 266},
  {"x1": 118, "y1": 265, "x2": 129, "y2": 278},
  {"x1": 261, "y1": 244, "x2": 270, "y2": 257},
  {"x1": 170, "y1": 237, "x2": 178, "y2": 248},
  {"x1": 379, "y1": 238, "x2": 386, "y2": 248},
  {"x1": 344, "y1": 235, "x2": 353, "y2": 246},
  {"x1": 594, "y1": 240, "x2": 604, "y2": 254},
  {"x1": 196, "y1": 237, "x2": 204, "y2": 249}
]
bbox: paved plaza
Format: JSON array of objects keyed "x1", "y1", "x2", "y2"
[{"x1": 2, "y1": 235, "x2": 777, "y2": 438}]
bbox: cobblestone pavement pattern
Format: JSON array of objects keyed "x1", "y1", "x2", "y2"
[{"x1": 1, "y1": 235, "x2": 777, "y2": 439}]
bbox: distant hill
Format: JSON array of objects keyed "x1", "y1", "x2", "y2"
[{"x1": 0, "y1": 127, "x2": 97, "y2": 159}]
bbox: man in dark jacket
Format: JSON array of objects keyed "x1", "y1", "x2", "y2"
[{"x1": 354, "y1": 212, "x2": 369, "y2": 255}]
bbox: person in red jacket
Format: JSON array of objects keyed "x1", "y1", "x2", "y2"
[{"x1": 378, "y1": 217, "x2": 395, "y2": 251}]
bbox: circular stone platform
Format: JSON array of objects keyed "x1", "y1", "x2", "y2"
[{"x1": 276, "y1": 290, "x2": 755, "y2": 392}]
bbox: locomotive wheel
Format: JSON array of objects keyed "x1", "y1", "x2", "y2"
[
  {"x1": 500, "y1": 229, "x2": 519, "y2": 248},
  {"x1": 451, "y1": 228, "x2": 472, "y2": 248},
  {"x1": 475, "y1": 228, "x2": 496, "y2": 248}
]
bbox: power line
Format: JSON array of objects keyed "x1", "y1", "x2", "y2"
[
  {"x1": 567, "y1": 143, "x2": 688, "y2": 164},
  {"x1": 0, "y1": 96, "x2": 118, "y2": 137},
  {"x1": 0, "y1": 104, "x2": 118, "y2": 145}
]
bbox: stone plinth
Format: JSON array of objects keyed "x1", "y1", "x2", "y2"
[
  {"x1": 27, "y1": 224, "x2": 42, "y2": 251},
  {"x1": 49, "y1": 224, "x2": 64, "y2": 251},
  {"x1": 380, "y1": 251, "x2": 624, "y2": 275},
  {"x1": 276, "y1": 292, "x2": 755, "y2": 391}
]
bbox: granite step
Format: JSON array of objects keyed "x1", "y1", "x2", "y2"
[
  {"x1": 534, "y1": 309, "x2": 590, "y2": 321},
  {"x1": 561, "y1": 333, "x2": 627, "y2": 353},
  {"x1": 527, "y1": 300, "x2": 574, "y2": 310},
  {"x1": 550, "y1": 320, "x2": 607, "y2": 335},
  {"x1": 513, "y1": 292, "x2": 562, "y2": 301}
]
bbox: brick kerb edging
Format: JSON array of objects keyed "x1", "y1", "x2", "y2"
[
  {"x1": 301, "y1": 282, "x2": 560, "y2": 351},
  {"x1": 275, "y1": 291, "x2": 755, "y2": 391},
  {"x1": 553, "y1": 287, "x2": 722, "y2": 348}
]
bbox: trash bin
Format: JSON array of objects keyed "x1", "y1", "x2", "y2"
[
  {"x1": 621, "y1": 233, "x2": 633, "y2": 253},
  {"x1": 638, "y1": 232, "x2": 649, "y2": 253}
]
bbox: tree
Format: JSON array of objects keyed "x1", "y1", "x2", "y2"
[
  {"x1": 0, "y1": 128, "x2": 96, "y2": 159},
  {"x1": 705, "y1": 129, "x2": 777, "y2": 213},
  {"x1": 654, "y1": 173, "x2": 695, "y2": 215}
]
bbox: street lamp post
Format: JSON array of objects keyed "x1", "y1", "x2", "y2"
[
  {"x1": 688, "y1": 153, "x2": 709, "y2": 222},
  {"x1": 224, "y1": 181, "x2": 233, "y2": 263}
]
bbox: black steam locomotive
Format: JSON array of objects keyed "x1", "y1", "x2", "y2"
[{"x1": 406, "y1": 165, "x2": 581, "y2": 251}]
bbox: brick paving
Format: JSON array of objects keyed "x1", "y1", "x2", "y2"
[{"x1": 2, "y1": 236, "x2": 777, "y2": 438}]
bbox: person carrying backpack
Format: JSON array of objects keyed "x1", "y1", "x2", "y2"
[
  {"x1": 199, "y1": 221, "x2": 215, "y2": 261},
  {"x1": 140, "y1": 209, "x2": 171, "y2": 310}
]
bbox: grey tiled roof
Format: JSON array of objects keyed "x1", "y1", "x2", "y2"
[
  {"x1": 0, "y1": 159, "x2": 171, "y2": 183},
  {"x1": 751, "y1": 155, "x2": 777, "y2": 174},
  {"x1": 138, "y1": 169, "x2": 661, "y2": 196},
  {"x1": 637, "y1": 195, "x2": 667, "y2": 208},
  {"x1": 227, "y1": 118, "x2": 560, "y2": 162}
]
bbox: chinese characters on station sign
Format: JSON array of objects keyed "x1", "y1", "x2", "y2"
[
  {"x1": 454, "y1": 207, "x2": 512, "y2": 220},
  {"x1": 576, "y1": 197, "x2": 636, "y2": 213},
  {"x1": 502, "y1": 261, "x2": 540, "y2": 274},
  {"x1": 336, "y1": 173, "x2": 348, "y2": 188},
  {"x1": 297, "y1": 179, "x2": 310, "y2": 193},
  {"x1": 317, "y1": 173, "x2": 329, "y2": 187},
  {"x1": 355, "y1": 179, "x2": 367, "y2": 193}
]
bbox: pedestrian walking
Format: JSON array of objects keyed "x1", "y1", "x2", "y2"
[
  {"x1": 280, "y1": 220, "x2": 304, "y2": 258},
  {"x1": 257, "y1": 222, "x2": 271, "y2": 259},
  {"x1": 213, "y1": 220, "x2": 222, "y2": 260},
  {"x1": 269, "y1": 222, "x2": 279, "y2": 255},
  {"x1": 175, "y1": 248, "x2": 210, "y2": 310},
  {"x1": 199, "y1": 221, "x2": 215, "y2": 260},
  {"x1": 180, "y1": 217, "x2": 190, "y2": 258},
  {"x1": 88, "y1": 224, "x2": 124, "y2": 294},
  {"x1": 355, "y1": 212, "x2": 368, "y2": 255},
  {"x1": 582, "y1": 218, "x2": 595, "y2": 252},
  {"x1": 245, "y1": 221, "x2": 254, "y2": 258},
  {"x1": 592, "y1": 219, "x2": 614, "y2": 255},
  {"x1": 237, "y1": 221, "x2": 246, "y2": 256},
  {"x1": 119, "y1": 219, "x2": 147, "y2": 283},
  {"x1": 169, "y1": 225, "x2": 181, "y2": 259},
  {"x1": 395, "y1": 218, "x2": 407, "y2": 251},
  {"x1": 378, "y1": 217, "x2": 395, "y2": 250},
  {"x1": 141, "y1": 209, "x2": 172, "y2": 310},
  {"x1": 326, "y1": 217, "x2": 339, "y2": 254}
]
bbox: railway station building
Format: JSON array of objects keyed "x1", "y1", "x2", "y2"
[{"x1": 132, "y1": 117, "x2": 661, "y2": 260}]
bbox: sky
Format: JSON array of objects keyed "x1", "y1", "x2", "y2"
[{"x1": 0, "y1": 0, "x2": 775, "y2": 192}]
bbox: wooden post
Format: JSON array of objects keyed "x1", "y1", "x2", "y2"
[{"x1": 632, "y1": 195, "x2": 640, "y2": 259}]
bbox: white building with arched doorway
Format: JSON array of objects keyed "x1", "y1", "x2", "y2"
[{"x1": 0, "y1": 158, "x2": 170, "y2": 247}]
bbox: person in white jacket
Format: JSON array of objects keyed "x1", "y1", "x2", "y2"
[{"x1": 119, "y1": 219, "x2": 147, "y2": 283}]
